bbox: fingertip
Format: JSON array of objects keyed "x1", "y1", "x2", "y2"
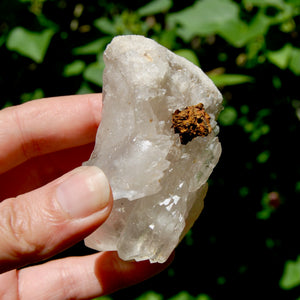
[
  {"x1": 95, "y1": 251, "x2": 174, "y2": 296},
  {"x1": 56, "y1": 166, "x2": 112, "y2": 219},
  {"x1": 88, "y1": 93, "x2": 103, "y2": 125}
]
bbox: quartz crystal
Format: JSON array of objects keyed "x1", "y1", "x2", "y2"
[{"x1": 83, "y1": 35, "x2": 223, "y2": 263}]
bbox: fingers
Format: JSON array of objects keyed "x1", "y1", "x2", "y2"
[
  {"x1": 16, "y1": 252, "x2": 174, "y2": 300},
  {"x1": 0, "y1": 166, "x2": 112, "y2": 274},
  {"x1": 0, "y1": 143, "x2": 95, "y2": 201},
  {"x1": 95, "y1": 251, "x2": 175, "y2": 295},
  {"x1": 0, "y1": 94, "x2": 102, "y2": 174}
]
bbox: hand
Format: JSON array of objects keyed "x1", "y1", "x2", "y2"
[{"x1": 0, "y1": 94, "x2": 173, "y2": 299}]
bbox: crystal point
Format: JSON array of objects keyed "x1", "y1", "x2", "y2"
[{"x1": 83, "y1": 35, "x2": 222, "y2": 263}]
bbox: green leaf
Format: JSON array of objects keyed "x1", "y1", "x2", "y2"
[
  {"x1": 256, "y1": 208, "x2": 273, "y2": 219},
  {"x1": 63, "y1": 60, "x2": 85, "y2": 77},
  {"x1": 6, "y1": 27, "x2": 55, "y2": 63},
  {"x1": 91, "y1": 296, "x2": 113, "y2": 300},
  {"x1": 156, "y1": 29, "x2": 177, "y2": 49},
  {"x1": 256, "y1": 192, "x2": 274, "y2": 219},
  {"x1": 94, "y1": 18, "x2": 117, "y2": 35},
  {"x1": 83, "y1": 61, "x2": 105, "y2": 86},
  {"x1": 72, "y1": 37, "x2": 111, "y2": 55},
  {"x1": 218, "y1": 106, "x2": 238, "y2": 126},
  {"x1": 76, "y1": 82, "x2": 94, "y2": 95},
  {"x1": 20, "y1": 88, "x2": 44, "y2": 103},
  {"x1": 267, "y1": 44, "x2": 300, "y2": 75},
  {"x1": 174, "y1": 49, "x2": 200, "y2": 66},
  {"x1": 209, "y1": 74, "x2": 254, "y2": 87},
  {"x1": 267, "y1": 43, "x2": 293, "y2": 69},
  {"x1": 135, "y1": 291, "x2": 163, "y2": 300},
  {"x1": 0, "y1": 35, "x2": 6, "y2": 48},
  {"x1": 169, "y1": 291, "x2": 194, "y2": 300},
  {"x1": 219, "y1": 11, "x2": 270, "y2": 47},
  {"x1": 280, "y1": 255, "x2": 300, "y2": 289},
  {"x1": 286, "y1": 0, "x2": 300, "y2": 4},
  {"x1": 244, "y1": 0, "x2": 298, "y2": 23},
  {"x1": 168, "y1": 0, "x2": 294, "y2": 46},
  {"x1": 290, "y1": 47, "x2": 300, "y2": 75},
  {"x1": 167, "y1": 0, "x2": 239, "y2": 41},
  {"x1": 244, "y1": 0, "x2": 299, "y2": 24},
  {"x1": 2, "y1": 101, "x2": 13, "y2": 108},
  {"x1": 137, "y1": 0, "x2": 172, "y2": 16},
  {"x1": 196, "y1": 295, "x2": 212, "y2": 300},
  {"x1": 257, "y1": 150, "x2": 270, "y2": 163},
  {"x1": 243, "y1": 0, "x2": 287, "y2": 9}
]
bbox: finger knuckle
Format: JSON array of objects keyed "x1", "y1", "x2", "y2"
[{"x1": 0, "y1": 198, "x2": 44, "y2": 259}]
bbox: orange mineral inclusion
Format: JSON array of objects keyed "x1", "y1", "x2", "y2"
[{"x1": 172, "y1": 103, "x2": 212, "y2": 145}]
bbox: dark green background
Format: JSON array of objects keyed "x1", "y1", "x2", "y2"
[{"x1": 1, "y1": 0, "x2": 300, "y2": 299}]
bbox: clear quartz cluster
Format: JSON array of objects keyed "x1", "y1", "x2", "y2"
[{"x1": 83, "y1": 35, "x2": 223, "y2": 263}]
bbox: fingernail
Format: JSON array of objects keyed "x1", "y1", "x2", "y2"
[{"x1": 56, "y1": 166, "x2": 111, "y2": 218}]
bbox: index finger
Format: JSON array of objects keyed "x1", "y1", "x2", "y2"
[{"x1": 0, "y1": 94, "x2": 102, "y2": 174}]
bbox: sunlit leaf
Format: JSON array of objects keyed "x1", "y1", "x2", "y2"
[
  {"x1": 256, "y1": 193, "x2": 273, "y2": 220},
  {"x1": 157, "y1": 29, "x2": 177, "y2": 49},
  {"x1": 243, "y1": 0, "x2": 287, "y2": 9},
  {"x1": 169, "y1": 291, "x2": 194, "y2": 300},
  {"x1": 83, "y1": 61, "x2": 104, "y2": 86},
  {"x1": 63, "y1": 60, "x2": 85, "y2": 77},
  {"x1": 267, "y1": 43, "x2": 293, "y2": 69},
  {"x1": 94, "y1": 18, "x2": 117, "y2": 35},
  {"x1": 196, "y1": 295, "x2": 212, "y2": 300},
  {"x1": 243, "y1": 121, "x2": 254, "y2": 133},
  {"x1": 219, "y1": 106, "x2": 238, "y2": 126},
  {"x1": 137, "y1": 0, "x2": 172, "y2": 16},
  {"x1": 243, "y1": 0, "x2": 297, "y2": 23},
  {"x1": 256, "y1": 208, "x2": 273, "y2": 219},
  {"x1": 174, "y1": 49, "x2": 200, "y2": 66},
  {"x1": 135, "y1": 291, "x2": 163, "y2": 300},
  {"x1": 167, "y1": 0, "x2": 239, "y2": 40},
  {"x1": 286, "y1": 0, "x2": 300, "y2": 4},
  {"x1": 267, "y1": 44, "x2": 300, "y2": 75},
  {"x1": 76, "y1": 82, "x2": 94, "y2": 95},
  {"x1": 20, "y1": 88, "x2": 44, "y2": 103},
  {"x1": 290, "y1": 47, "x2": 300, "y2": 75},
  {"x1": 257, "y1": 108, "x2": 271, "y2": 118},
  {"x1": 209, "y1": 74, "x2": 254, "y2": 87},
  {"x1": 257, "y1": 150, "x2": 270, "y2": 163},
  {"x1": 6, "y1": 27, "x2": 55, "y2": 63},
  {"x1": 167, "y1": 0, "x2": 295, "y2": 46},
  {"x1": 280, "y1": 255, "x2": 300, "y2": 289},
  {"x1": 72, "y1": 37, "x2": 111, "y2": 55},
  {"x1": 219, "y1": 12, "x2": 270, "y2": 47}
]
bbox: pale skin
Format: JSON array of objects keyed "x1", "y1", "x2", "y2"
[{"x1": 0, "y1": 94, "x2": 173, "y2": 300}]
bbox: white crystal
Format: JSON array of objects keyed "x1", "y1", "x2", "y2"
[{"x1": 83, "y1": 35, "x2": 222, "y2": 263}]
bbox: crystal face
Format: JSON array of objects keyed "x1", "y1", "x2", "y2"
[{"x1": 83, "y1": 35, "x2": 223, "y2": 263}]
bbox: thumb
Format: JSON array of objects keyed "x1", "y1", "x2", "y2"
[{"x1": 0, "y1": 166, "x2": 112, "y2": 273}]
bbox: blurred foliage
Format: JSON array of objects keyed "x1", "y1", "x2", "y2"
[{"x1": 1, "y1": 0, "x2": 300, "y2": 299}]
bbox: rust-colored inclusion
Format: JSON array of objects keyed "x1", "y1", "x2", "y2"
[{"x1": 172, "y1": 103, "x2": 212, "y2": 145}]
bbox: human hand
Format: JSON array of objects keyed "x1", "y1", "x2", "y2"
[{"x1": 0, "y1": 94, "x2": 173, "y2": 299}]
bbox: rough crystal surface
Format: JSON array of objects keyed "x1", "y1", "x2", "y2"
[{"x1": 83, "y1": 35, "x2": 223, "y2": 263}]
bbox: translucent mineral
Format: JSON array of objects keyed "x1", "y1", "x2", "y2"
[{"x1": 83, "y1": 35, "x2": 223, "y2": 263}]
